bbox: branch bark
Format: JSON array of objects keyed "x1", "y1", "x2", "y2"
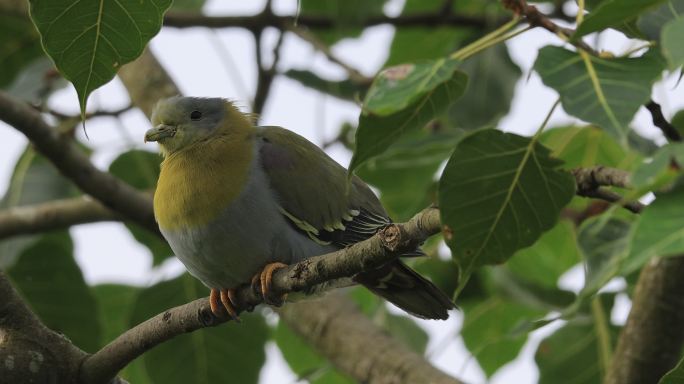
[
  {"x1": 0, "y1": 196, "x2": 118, "y2": 238},
  {"x1": 281, "y1": 295, "x2": 464, "y2": 384},
  {"x1": 0, "y1": 272, "x2": 86, "y2": 384},
  {"x1": 0, "y1": 91, "x2": 157, "y2": 235},
  {"x1": 163, "y1": 10, "x2": 504, "y2": 31},
  {"x1": 605, "y1": 257, "x2": 684, "y2": 384}
]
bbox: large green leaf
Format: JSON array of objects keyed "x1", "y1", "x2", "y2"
[
  {"x1": 129, "y1": 274, "x2": 269, "y2": 384},
  {"x1": 506, "y1": 220, "x2": 581, "y2": 289},
  {"x1": 637, "y1": 0, "x2": 684, "y2": 40},
  {"x1": 349, "y1": 59, "x2": 468, "y2": 172},
  {"x1": 630, "y1": 142, "x2": 684, "y2": 189},
  {"x1": 577, "y1": 217, "x2": 632, "y2": 298},
  {"x1": 0, "y1": 147, "x2": 80, "y2": 268},
  {"x1": 540, "y1": 126, "x2": 641, "y2": 169},
  {"x1": 461, "y1": 297, "x2": 543, "y2": 377},
  {"x1": 449, "y1": 44, "x2": 521, "y2": 130},
  {"x1": 109, "y1": 150, "x2": 171, "y2": 266},
  {"x1": 623, "y1": 182, "x2": 684, "y2": 275},
  {"x1": 438, "y1": 130, "x2": 575, "y2": 281},
  {"x1": 276, "y1": 320, "x2": 353, "y2": 384},
  {"x1": 574, "y1": 0, "x2": 667, "y2": 38},
  {"x1": 662, "y1": 18, "x2": 684, "y2": 69},
  {"x1": 536, "y1": 313, "x2": 619, "y2": 384},
  {"x1": 28, "y1": 0, "x2": 172, "y2": 114},
  {"x1": 534, "y1": 46, "x2": 665, "y2": 144},
  {"x1": 0, "y1": 13, "x2": 43, "y2": 88},
  {"x1": 93, "y1": 284, "x2": 151, "y2": 383},
  {"x1": 357, "y1": 128, "x2": 463, "y2": 220},
  {"x1": 8, "y1": 231, "x2": 102, "y2": 352}
]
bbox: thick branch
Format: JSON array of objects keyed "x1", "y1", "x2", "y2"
[
  {"x1": 0, "y1": 196, "x2": 118, "y2": 239},
  {"x1": 605, "y1": 257, "x2": 684, "y2": 384},
  {"x1": 0, "y1": 273, "x2": 86, "y2": 383},
  {"x1": 0, "y1": 91, "x2": 157, "y2": 234},
  {"x1": 80, "y1": 207, "x2": 443, "y2": 384},
  {"x1": 281, "y1": 295, "x2": 463, "y2": 384}
]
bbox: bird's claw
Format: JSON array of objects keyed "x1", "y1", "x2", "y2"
[
  {"x1": 251, "y1": 262, "x2": 288, "y2": 306},
  {"x1": 209, "y1": 287, "x2": 241, "y2": 322}
]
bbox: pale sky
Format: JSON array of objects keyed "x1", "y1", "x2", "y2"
[{"x1": 1, "y1": 0, "x2": 683, "y2": 383}]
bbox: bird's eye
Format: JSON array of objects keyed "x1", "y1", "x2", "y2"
[{"x1": 190, "y1": 110, "x2": 202, "y2": 120}]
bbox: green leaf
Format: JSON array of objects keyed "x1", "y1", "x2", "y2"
[
  {"x1": 577, "y1": 217, "x2": 631, "y2": 298},
  {"x1": 109, "y1": 150, "x2": 171, "y2": 265},
  {"x1": 489, "y1": 268, "x2": 577, "y2": 310},
  {"x1": 507, "y1": 220, "x2": 581, "y2": 289},
  {"x1": 6, "y1": 57, "x2": 68, "y2": 103},
  {"x1": 299, "y1": 0, "x2": 386, "y2": 45},
  {"x1": 28, "y1": 0, "x2": 173, "y2": 114},
  {"x1": 637, "y1": 0, "x2": 684, "y2": 41},
  {"x1": 623, "y1": 182, "x2": 684, "y2": 275},
  {"x1": 349, "y1": 60, "x2": 468, "y2": 172},
  {"x1": 284, "y1": 69, "x2": 366, "y2": 102},
  {"x1": 0, "y1": 146, "x2": 80, "y2": 268},
  {"x1": 574, "y1": 0, "x2": 667, "y2": 38},
  {"x1": 0, "y1": 12, "x2": 43, "y2": 88},
  {"x1": 630, "y1": 142, "x2": 684, "y2": 189},
  {"x1": 8, "y1": 231, "x2": 102, "y2": 352},
  {"x1": 364, "y1": 59, "x2": 461, "y2": 116},
  {"x1": 536, "y1": 316, "x2": 619, "y2": 384},
  {"x1": 661, "y1": 356, "x2": 684, "y2": 384},
  {"x1": 129, "y1": 274, "x2": 268, "y2": 384},
  {"x1": 357, "y1": 128, "x2": 463, "y2": 221},
  {"x1": 449, "y1": 44, "x2": 522, "y2": 130},
  {"x1": 438, "y1": 130, "x2": 575, "y2": 280},
  {"x1": 662, "y1": 18, "x2": 684, "y2": 69},
  {"x1": 534, "y1": 46, "x2": 665, "y2": 144},
  {"x1": 276, "y1": 320, "x2": 354, "y2": 384},
  {"x1": 93, "y1": 284, "x2": 151, "y2": 383},
  {"x1": 540, "y1": 126, "x2": 641, "y2": 169},
  {"x1": 461, "y1": 297, "x2": 543, "y2": 377}
]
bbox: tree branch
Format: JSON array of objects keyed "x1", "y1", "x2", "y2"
[
  {"x1": 163, "y1": 11, "x2": 504, "y2": 31},
  {"x1": 605, "y1": 256, "x2": 684, "y2": 384},
  {"x1": 646, "y1": 100, "x2": 682, "y2": 142},
  {"x1": 0, "y1": 196, "x2": 118, "y2": 239},
  {"x1": 281, "y1": 295, "x2": 464, "y2": 384},
  {"x1": 0, "y1": 272, "x2": 86, "y2": 383},
  {"x1": 0, "y1": 91, "x2": 158, "y2": 234},
  {"x1": 80, "y1": 207, "x2": 444, "y2": 384}
]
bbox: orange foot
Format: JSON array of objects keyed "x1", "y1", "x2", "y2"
[
  {"x1": 209, "y1": 287, "x2": 241, "y2": 322},
  {"x1": 251, "y1": 262, "x2": 288, "y2": 306}
]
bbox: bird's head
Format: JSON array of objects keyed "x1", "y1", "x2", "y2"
[{"x1": 145, "y1": 96, "x2": 252, "y2": 156}]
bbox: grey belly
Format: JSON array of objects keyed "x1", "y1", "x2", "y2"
[{"x1": 160, "y1": 167, "x2": 336, "y2": 289}]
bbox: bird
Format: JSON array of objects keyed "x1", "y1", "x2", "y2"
[{"x1": 144, "y1": 96, "x2": 454, "y2": 320}]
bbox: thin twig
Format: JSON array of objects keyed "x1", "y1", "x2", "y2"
[{"x1": 646, "y1": 100, "x2": 682, "y2": 142}]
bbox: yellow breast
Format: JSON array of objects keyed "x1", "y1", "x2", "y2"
[{"x1": 154, "y1": 134, "x2": 254, "y2": 230}]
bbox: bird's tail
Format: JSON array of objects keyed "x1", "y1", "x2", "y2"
[{"x1": 354, "y1": 259, "x2": 455, "y2": 320}]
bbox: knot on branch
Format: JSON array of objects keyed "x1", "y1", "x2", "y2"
[{"x1": 379, "y1": 224, "x2": 402, "y2": 251}]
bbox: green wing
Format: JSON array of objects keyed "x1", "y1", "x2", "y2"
[{"x1": 257, "y1": 126, "x2": 388, "y2": 246}]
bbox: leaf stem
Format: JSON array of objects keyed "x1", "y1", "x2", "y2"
[{"x1": 451, "y1": 16, "x2": 521, "y2": 60}]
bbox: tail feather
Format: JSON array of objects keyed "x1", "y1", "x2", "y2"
[{"x1": 354, "y1": 260, "x2": 455, "y2": 320}]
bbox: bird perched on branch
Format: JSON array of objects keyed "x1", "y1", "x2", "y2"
[{"x1": 145, "y1": 96, "x2": 454, "y2": 320}]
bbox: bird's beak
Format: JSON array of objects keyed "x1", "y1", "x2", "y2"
[{"x1": 144, "y1": 124, "x2": 177, "y2": 143}]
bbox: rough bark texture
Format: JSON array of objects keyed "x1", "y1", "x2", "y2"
[
  {"x1": 0, "y1": 273, "x2": 86, "y2": 384},
  {"x1": 605, "y1": 257, "x2": 684, "y2": 384},
  {"x1": 281, "y1": 295, "x2": 463, "y2": 384}
]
